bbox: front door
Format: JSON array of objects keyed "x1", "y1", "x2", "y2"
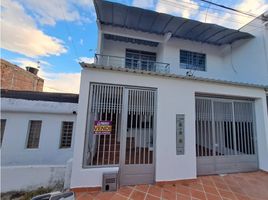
[{"x1": 119, "y1": 88, "x2": 156, "y2": 186}]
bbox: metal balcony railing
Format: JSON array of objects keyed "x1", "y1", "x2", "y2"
[{"x1": 94, "y1": 54, "x2": 170, "y2": 73}]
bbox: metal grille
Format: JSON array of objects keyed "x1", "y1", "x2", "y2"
[
  {"x1": 234, "y1": 102, "x2": 255, "y2": 155},
  {"x1": 214, "y1": 101, "x2": 234, "y2": 156},
  {"x1": 27, "y1": 120, "x2": 42, "y2": 149},
  {"x1": 84, "y1": 84, "x2": 123, "y2": 166},
  {"x1": 196, "y1": 97, "x2": 257, "y2": 175},
  {"x1": 125, "y1": 89, "x2": 155, "y2": 165},
  {"x1": 196, "y1": 99, "x2": 213, "y2": 157},
  {"x1": 196, "y1": 98, "x2": 255, "y2": 157},
  {"x1": 60, "y1": 121, "x2": 74, "y2": 148},
  {"x1": 125, "y1": 49, "x2": 156, "y2": 71},
  {"x1": 180, "y1": 50, "x2": 206, "y2": 71},
  {"x1": 1, "y1": 119, "x2": 6, "y2": 146}
]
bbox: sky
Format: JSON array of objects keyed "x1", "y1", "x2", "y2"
[{"x1": 1, "y1": 0, "x2": 268, "y2": 93}]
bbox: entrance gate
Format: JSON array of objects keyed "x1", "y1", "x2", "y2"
[
  {"x1": 120, "y1": 88, "x2": 156, "y2": 185},
  {"x1": 84, "y1": 83, "x2": 156, "y2": 186},
  {"x1": 196, "y1": 97, "x2": 258, "y2": 175}
]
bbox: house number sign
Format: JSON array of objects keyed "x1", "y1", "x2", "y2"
[
  {"x1": 94, "y1": 121, "x2": 112, "y2": 135},
  {"x1": 176, "y1": 114, "x2": 185, "y2": 155}
]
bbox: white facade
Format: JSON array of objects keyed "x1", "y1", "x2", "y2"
[
  {"x1": 70, "y1": 68, "x2": 268, "y2": 189},
  {"x1": 70, "y1": 4, "x2": 268, "y2": 189},
  {"x1": 1, "y1": 98, "x2": 77, "y2": 192}
]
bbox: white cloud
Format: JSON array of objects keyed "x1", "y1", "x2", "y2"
[
  {"x1": 154, "y1": 0, "x2": 267, "y2": 29},
  {"x1": 132, "y1": 0, "x2": 155, "y2": 9},
  {"x1": 43, "y1": 72, "x2": 81, "y2": 93},
  {"x1": 77, "y1": 57, "x2": 94, "y2": 63},
  {"x1": 1, "y1": 0, "x2": 67, "y2": 57},
  {"x1": 12, "y1": 57, "x2": 80, "y2": 93},
  {"x1": 11, "y1": 58, "x2": 50, "y2": 69},
  {"x1": 19, "y1": 0, "x2": 94, "y2": 26},
  {"x1": 197, "y1": 0, "x2": 268, "y2": 29},
  {"x1": 80, "y1": 39, "x2": 84, "y2": 45},
  {"x1": 156, "y1": 0, "x2": 199, "y2": 18}
]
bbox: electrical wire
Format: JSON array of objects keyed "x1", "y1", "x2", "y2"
[
  {"x1": 175, "y1": 0, "x2": 257, "y2": 20},
  {"x1": 56, "y1": 1, "x2": 80, "y2": 59},
  {"x1": 198, "y1": 0, "x2": 258, "y2": 18},
  {"x1": 160, "y1": 0, "x2": 263, "y2": 29}
]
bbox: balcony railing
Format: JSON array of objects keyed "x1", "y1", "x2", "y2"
[{"x1": 94, "y1": 54, "x2": 170, "y2": 73}]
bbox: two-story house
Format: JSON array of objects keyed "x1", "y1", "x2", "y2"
[{"x1": 70, "y1": 0, "x2": 268, "y2": 190}]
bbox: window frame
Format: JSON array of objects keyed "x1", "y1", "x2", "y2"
[
  {"x1": 59, "y1": 121, "x2": 74, "y2": 149},
  {"x1": 1, "y1": 119, "x2": 7, "y2": 147},
  {"x1": 26, "y1": 120, "x2": 42, "y2": 149},
  {"x1": 125, "y1": 49, "x2": 157, "y2": 71},
  {"x1": 180, "y1": 49, "x2": 206, "y2": 71}
]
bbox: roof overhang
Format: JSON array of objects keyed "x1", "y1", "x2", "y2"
[{"x1": 94, "y1": 0, "x2": 254, "y2": 46}]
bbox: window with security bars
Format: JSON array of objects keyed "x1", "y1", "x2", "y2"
[
  {"x1": 125, "y1": 49, "x2": 156, "y2": 71},
  {"x1": 60, "y1": 121, "x2": 73, "y2": 148},
  {"x1": 1, "y1": 119, "x2": 7, "y2": 146},
  {"x1": 180, "y1": 50, "x2": 206, "y2": 71},
  {"x1": 27, "y1": 120, "x2": 42, "y2": 148}
]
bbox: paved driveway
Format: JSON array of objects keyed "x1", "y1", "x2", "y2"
[{"x1": 75, "y1": 171, "x2": 268, "y2": 200}]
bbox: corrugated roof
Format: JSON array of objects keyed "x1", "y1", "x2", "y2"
[
  {"x1": 94, "y1": 0, "x2": 254, "y2": 45},
  {"x1": 1, "y1": 90, "x2": 79, "y2": 103}
]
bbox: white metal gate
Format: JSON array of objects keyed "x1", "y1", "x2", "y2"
[
  {"x1": 120, "y1": 88, "x2": 156, "y2": 186},
  {"x1": 196, "y1": 97, "x2": 258, "y2": 175},
  {"x1": 83, "y1": 83, "x2": 156, "y2": 185}
]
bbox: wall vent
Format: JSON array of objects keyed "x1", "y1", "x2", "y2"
[{"x1": 102, "y1": 172, "x2": 118, "y2": 192}]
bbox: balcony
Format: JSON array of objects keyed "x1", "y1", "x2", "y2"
[{"x1": 94, "y1": 54, "x2": 170, "y2": 73}]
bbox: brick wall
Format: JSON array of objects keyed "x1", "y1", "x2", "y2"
[{"x1": 0, "y1": 59, "x2": 44, "y2": 92}]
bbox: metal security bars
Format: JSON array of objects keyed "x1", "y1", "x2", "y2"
[
  {"x1": 234, "y1": 102, "x2": 255, "y2": 155},
  {"x1": 60, "y1": 121, "x2": 74, "y2": 148},
  {"x1": 84, "y1": 84, "x2": 124, "y2": 166},
  {"x1": 196, "y1": 99, "x2": 213, "y2": 157},
  {"x1": 27, "y1": 120, "x2": 42, "y2": 149},
  {"x1": 125, "y1": 89, "x2": 155, "y2": 165},
  {"x1": 196, "y1": 97, "x2": 257, "y2": 175},
  {"x1": 84, "y1": 83, "x2": 157, "y2": 171},
  {"x1": 180, "y1": 50, "x2": 206, "y2": 71}
]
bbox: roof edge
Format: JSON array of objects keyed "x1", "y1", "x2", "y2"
[{"x1": 80, "y1": 62, "x2": 268, "y2": 90}]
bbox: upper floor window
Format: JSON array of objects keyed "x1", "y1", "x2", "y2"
[
  {"x1": 1, "y1": 119, "x2": 6, "y2": 146},
  {"x1": 180, "y1": 50, "x2": 206, "y2": 71},
  {"x1": 125, "y1": 49, "x2": 156, "y2": 71},
  {"x1": 27, "y1": 120, "x2": 42, "y2": 149},
  {"x1": 60, "y1": 121, "x2": 74, "y2": 148}
]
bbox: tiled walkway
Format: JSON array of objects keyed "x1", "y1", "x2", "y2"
[{"x1": 75, "y1": 171, "x2": 268, "y2": 200}]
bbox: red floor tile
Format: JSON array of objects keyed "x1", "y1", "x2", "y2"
[{"x1": 73, "y1": 171, "x2": 268, "y2": 200}]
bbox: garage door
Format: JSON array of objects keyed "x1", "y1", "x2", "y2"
[{"x1": 196, "y1": 97, "x2": 258, "y2": 175}]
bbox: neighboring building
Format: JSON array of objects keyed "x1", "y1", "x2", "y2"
[
  {"x1": 0, "y1": 59, "x2": 44, "y2": 92},
  {"x1": 1, "y1": 90, "x2": 78, "y2": 192},
  {"x1": 70, "y1": 0, "x2": 268, "y2": 190}
]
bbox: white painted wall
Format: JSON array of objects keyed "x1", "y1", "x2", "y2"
[
  {"x1": 1, "y1": 98, "x2": 78, "y2": 192},
  {"x1": 1, "y1": 165, "x2": 66, "y2": 193},
  {"x1": 70, "y1": 68, "x2": 268, "y2": 188},
  {"x1": 98, "y1": 24, "x2": 268, "y2": 86}
]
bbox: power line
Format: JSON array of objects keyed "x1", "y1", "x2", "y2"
[
  {"x1": 198, "y1": 0, "x2": 258, "y2": 18},
  {"x1": 174, "y1": 0, "x2": 257, "y2": 20},
  {"x1": 160, "y1": 0, "x2": 263, "y2": 29},
  {"x1": 56, "y1": 1, "x2": 80, "y2": 59}
]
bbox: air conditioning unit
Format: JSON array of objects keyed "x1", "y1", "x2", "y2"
[{"x1": 102, "y1": 172, "x2": 118, "y2": 192}]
